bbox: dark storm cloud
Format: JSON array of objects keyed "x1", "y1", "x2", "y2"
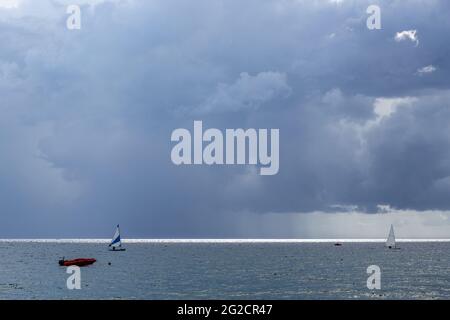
[
  {"x1": 363, "y1": 91, "x2": 450, "y2": 210},
  {"x1": 1, "y1": 0, "x2": 450, "y2": 237}
]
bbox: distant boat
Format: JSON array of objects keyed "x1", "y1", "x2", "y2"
[
  {"x1": 109, "y1": 224, "x2": 126, "y2": 251},
  {"x1": 334, "y1": 243, "x2": 343, "y2": 246},
  {"x1": 385, "y1": 224, "x2": 399, "y2": 249}
]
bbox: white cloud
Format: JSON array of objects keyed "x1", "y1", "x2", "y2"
[
  {"x1": 395, "y1": 29, "x2": 419, "y2": 46},
  {"x1": 0, "y1": 0, "x2": 20, "y2": 9},
  {"x1": 373, "y1": 97, "x2": 417, "y2": 119},
  {"x1": 417, "y1": 65, "x2": 437, "y2": 75},
  {"x1": 329, "y1": 0, "x2": 345, "y2": 4},
  {"x1": 343, "y1": 96, "x2": 417, "y2": 138}
]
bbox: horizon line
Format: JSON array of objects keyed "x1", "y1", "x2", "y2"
[{"x1": 1, "y1": 238, "x2": 450, "y2": 243}]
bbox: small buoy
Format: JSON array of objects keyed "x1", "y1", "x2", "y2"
[{"x1": 108, "y1": 262, "x2": 112, "y2": 265}]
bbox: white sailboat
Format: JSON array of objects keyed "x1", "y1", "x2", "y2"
[
  {"x1": 109, "y1": 224, "x2": 126, "y2": 251},
  {"x1": 385, "y1": 224, "x2": 398, "y2": 249}
]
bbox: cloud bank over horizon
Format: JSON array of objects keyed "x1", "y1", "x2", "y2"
[{"x1": 1, "y1": 0, "x2": 450, "y2": 238}]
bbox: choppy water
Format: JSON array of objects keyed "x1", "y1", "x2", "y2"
[{"x1": 0, "y1": 242, "x2": 449, "y2": 299}]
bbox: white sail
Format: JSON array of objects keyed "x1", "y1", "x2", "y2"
[
  {"x1": 110, "y1": 225, "x2": 122, "y2": 248},
  {"x1": 385, "y1": 224, "x2": 396, "y2": 248}
]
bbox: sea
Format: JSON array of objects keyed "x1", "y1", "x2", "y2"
[{"x1": 0, "y1": 240, "x2": 449, "y2": 300}]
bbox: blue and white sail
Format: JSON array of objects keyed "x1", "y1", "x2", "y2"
[{"x1": 109, "y1": 225, "x2": 122, "y2": 248}]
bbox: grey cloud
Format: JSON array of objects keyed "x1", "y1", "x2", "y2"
[
  {"x1": 195, "y1": 71, "x2": 291, "y2": 114},
  {"x1": 1, "y1": 0, "x2": 450, "y2": 237}
]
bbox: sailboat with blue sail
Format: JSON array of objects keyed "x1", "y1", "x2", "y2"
[{"x1": 109, "y1": 224, "x2": 126, "y2": 251}]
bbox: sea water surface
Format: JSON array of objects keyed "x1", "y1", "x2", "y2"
[{"x1": 0, "y1": 240, "x2": 449, "y2": 299}]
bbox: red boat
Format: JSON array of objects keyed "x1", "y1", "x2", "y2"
[{"x1": 58, "y1": 258, "x2": 96, "y2": 267}]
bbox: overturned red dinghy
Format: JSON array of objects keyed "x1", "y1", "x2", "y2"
[{"x1": 59, "y1": 258, "x2": 96, "y2": 267}]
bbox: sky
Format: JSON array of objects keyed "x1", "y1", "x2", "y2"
[{"x1": 1, "y1": 0, "x2": 450, "y2": 238}]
